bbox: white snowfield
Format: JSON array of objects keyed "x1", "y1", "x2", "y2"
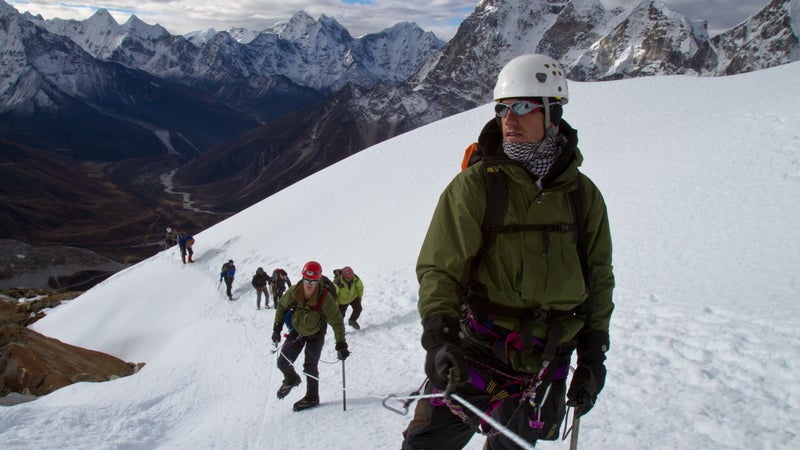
[{"x1": 2, "y1": 61, "x2": 798, "y2": 449}]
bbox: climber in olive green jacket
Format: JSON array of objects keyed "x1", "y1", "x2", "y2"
[
  {"x1": 272, "y1": 261, "x2": 348, "y2": 412},
  {"x1": 416, "y1": 120, "x2": 614, "y2": 373},
  {"x1": 403, "y1": 54, "x2": 614, "y2": 450}
]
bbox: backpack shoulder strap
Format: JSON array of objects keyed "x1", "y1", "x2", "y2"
[
  {"x1": 465, "y1": 162, "x2": 509, "y2": 278},
  {"x1": 569, "y1": 172, "x2": 595, "y2": 323},
  {"x1": 311, "y1": 278, "x2": 337, "y2": 312}
]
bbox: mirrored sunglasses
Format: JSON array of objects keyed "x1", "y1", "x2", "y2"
[
  {"x1": 303, "y1": 269, "x2": 320, "y2": 278},
  {"x1": 494, "y1": 100, "x2": 544, "y2": 118},
  {"x1": 303, "y1": 279, "x2": 319, "y2": 285}
]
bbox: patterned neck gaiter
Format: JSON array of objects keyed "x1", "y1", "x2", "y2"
[{"x1": 502, "y1": 136, "x2": 565, "y2": 180}]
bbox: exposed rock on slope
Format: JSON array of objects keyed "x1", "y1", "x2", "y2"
[{"x1": 0, "y1": 291, "x2": 143, "y2": 403}]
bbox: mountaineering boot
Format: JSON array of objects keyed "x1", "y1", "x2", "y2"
[
  {"x1": 181, "y1": 255, "x2": 186, "y2": 264},
  {"x1": 188, "y1": 254, "x2": 193, "y2": 263},
  {"x1": 293, "y1": 377, "x2": 320, "y2": 411},
  {"x1": 292, "y1": 396, "x2": 320, "y2": 411},
  {"x1": 276, "y1": 373, "x2": 302, "y2": 399},
  {"x1": 348, "y1": 319, "x2": 361, "y2": 330}
]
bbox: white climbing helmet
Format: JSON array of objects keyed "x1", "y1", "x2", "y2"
[{"x1": 493, "y1": 54, "x2": 569, "y2": 104}]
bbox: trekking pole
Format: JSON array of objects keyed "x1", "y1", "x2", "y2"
[
  {"x1": 341, "y1": 359, "x2": 347, "y2": 411},
  {"x1": 570, "y1": 412, "x2": 581, "y2": 450}
]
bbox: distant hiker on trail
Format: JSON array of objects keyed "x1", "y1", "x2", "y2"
[
  {"x1": 270, "y1": 268, "x2": 292, "y2": 309},
  {"x1": 178, "y1": 230, "x2": 195, "y2": 263},
  {"x1": 252, "y1": 267, "x2": 271, "y2": 310},
  {"x1": 220, "y1": 259, "x2": 236, "y2": 300},
  {"x1": 272, "y1": 261, "x2": 349, "y2": 411},
  {"x1": 402, "y1": 54, "x2": 615, "y2": 449},
  {"x1": 333, "y1": 266, "x2": 364, "y2": 330},
  {"x1": 164, "y1": 227, "x2": 178, "y2": 249}
]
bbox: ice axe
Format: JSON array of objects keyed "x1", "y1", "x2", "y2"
[
  {"x1": 569, "y1": 412, "x2": 580, "y2": 450},
  {"x1": 341, "y1": 359, "x2": 347, "y2": 411}
]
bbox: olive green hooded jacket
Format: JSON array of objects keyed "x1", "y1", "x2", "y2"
[
  {"x1": 275, "y1": 283, "x2": 346, "y2": 344},
  {"x1": 416, "y1": 118, "x2": 614, "y2": 373}
]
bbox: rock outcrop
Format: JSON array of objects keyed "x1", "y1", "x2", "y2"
[{"x1": 0, "y1": 290, "x2": 144, "y2": 403}]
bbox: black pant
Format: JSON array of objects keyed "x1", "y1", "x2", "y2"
[
  {"x1": 224, "y1": 277, "x2": 233, "y2": 298},
  {"x1": 339, "y1": 297, "x2": 362, "y2": 322},
  {"x1": 402, "y1": 352, "x2": 568, "y2": 449},
  {"x1": 272, "y1": 288, "x2": 285, "y2": 309},
  {"x1": 277, "y1": 328, "x2": 326, "y2": 399}
]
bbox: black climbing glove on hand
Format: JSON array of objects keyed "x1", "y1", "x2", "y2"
[
  {"x1": 271, "y1": 322, "x2": 282, "y2": 344},
  {"x1": 421, "y1": 314, "x2": 468, "y2": 391},
  {"x1": 336, "y1": 342, "x2": 350, "y2": 360},
  {"x1": 567, "y1": 329, "x2": 609, "y2": 417}
]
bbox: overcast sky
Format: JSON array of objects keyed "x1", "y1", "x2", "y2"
[{"x1": 8, "y1": 0, "x2": 771, "y2": 40}]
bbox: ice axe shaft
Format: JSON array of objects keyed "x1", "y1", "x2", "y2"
[
  {"x1": 569, "y1": 413, "x2": 580, "y2": 450},
  {"x1": 341, "y1": 359, "x2": 347, "y2": 411}
]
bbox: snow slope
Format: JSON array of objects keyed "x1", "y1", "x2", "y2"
[{"x1": 1, "y1": 61, "x2": 799, "y2": 449}]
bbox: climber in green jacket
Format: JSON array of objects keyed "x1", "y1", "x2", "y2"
[{"x1": 403, "y1": 54, "x2": 615, "y2": 450}]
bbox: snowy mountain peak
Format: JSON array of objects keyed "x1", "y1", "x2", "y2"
[
  {"x1": 122, "y1": 14, "x2": 168, "y2": 39},
  {"x1": 226, "y1": 26, "x2": 261, "y2": 44},
  {"x1": 87, "y1": 8, "x2": 117, "y2": 26},
  {"x1": 184, "y1": 28, "x2": 219, "y2": 46},
  {"x1": 268, "y1": 10, "x2": 317, "y2": 41},
  {"x1": 265, "y1": 10, "x2": 352, "y2": 44},
  {"x1": 627, "y1": 0, "x2": 705, "y2": 30},
  {"x1": 318, "y1": 13, "x2": 352, "y2": 41}
]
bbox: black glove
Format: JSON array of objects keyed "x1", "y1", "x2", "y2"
[
  {"x1": 271, "y1": 322, "x2": 282, "y2": 344},
  {"x1": 336, "y1": 342, "x2": 350, "y2": 360},
  {"x1": 421, "y1": 314, "x2": 468, "y2": 390},
  {"x1": 567, "y1": 330, "x2": 609, "y2": 417}
]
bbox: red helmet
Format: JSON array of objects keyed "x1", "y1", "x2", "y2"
[
  {"x1": 302, "y1": 261, "x2": 323, "y2": 281},
  {"x1": 342, "y1": 266, "x2": 354, "y2": 279}
]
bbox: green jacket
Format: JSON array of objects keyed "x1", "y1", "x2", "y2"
[
  {"x1": 274, "y1": 283, "x2": 346, "y2": 344},
  {"x1": 417, "y1": 119, "x2": 614, "y2": 373},
  {"x1": 335, "y1": 276, "x2": 364, "y2": 305}
]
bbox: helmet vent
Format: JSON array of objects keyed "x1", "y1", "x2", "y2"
[{"x1": 536, "y1": 73, "x2": 547, "y2": 83}]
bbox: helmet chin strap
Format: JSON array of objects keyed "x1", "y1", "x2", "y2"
[{"x1": 542, "y1": 97, "x2": 559, "y2": 138}]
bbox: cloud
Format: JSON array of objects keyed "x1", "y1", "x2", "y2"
[
  {"x1": 7, "y1": 0, "x2": 478, "y2": 39},
  {"x1": 6, "y1": 0, "x2": 770, "y2": 40}
]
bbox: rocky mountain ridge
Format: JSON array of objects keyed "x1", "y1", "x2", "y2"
[{"x1": 23, "y1": 8, "x2": 446, "y2": 121}]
